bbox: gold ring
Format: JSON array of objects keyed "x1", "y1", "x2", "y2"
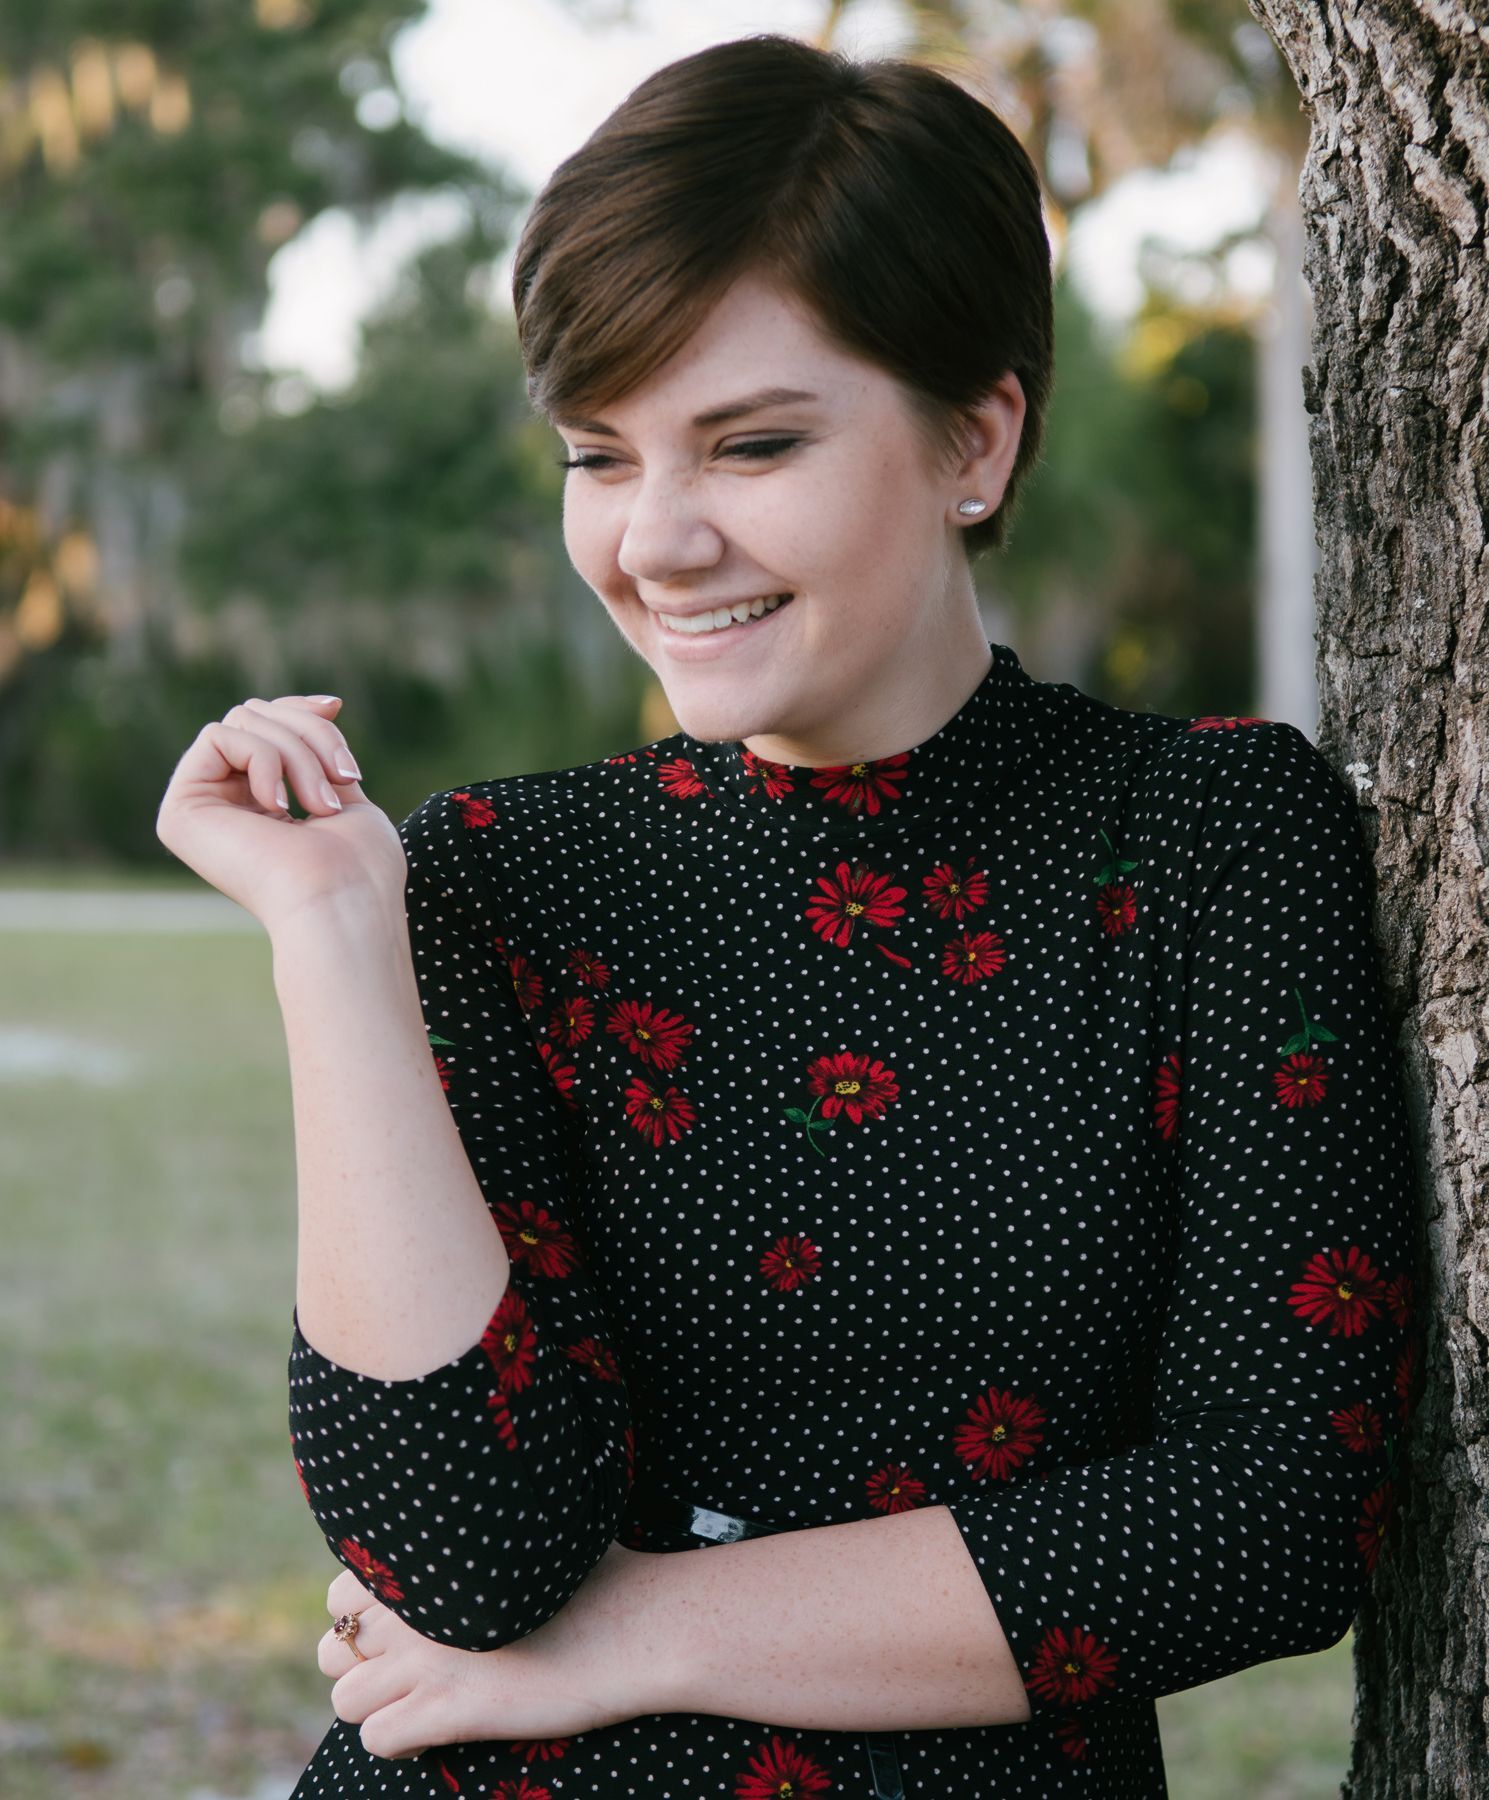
[{"x1": 332, "y1": 1608, "x2": 369, "y2": 1662}]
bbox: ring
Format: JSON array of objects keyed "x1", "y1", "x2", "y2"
[{"x1": 332, "y1": 1608, "x2": 369, "y2": 1662}]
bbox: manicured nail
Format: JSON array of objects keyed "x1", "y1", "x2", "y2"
[
  {"x1": 275, "y1": 778, "x2": 289, "y2": 811},
  {"x1": 336, "y1": 757, "x2": 361, "y2": 780},
  {"x1": 308, "y1": 694, "x2": 340, "y2": 705},
  {"x1": 320, "y1": 783, "x2": 343, "y2": 810}
]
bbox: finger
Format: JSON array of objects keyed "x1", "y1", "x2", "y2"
[
  {"x1": 236, "y1": 696, "x2": 364, "y2": 795},
  {"x1": 356, "y1": 1691, "x2": 433, "y2": 1761},
  {"x1": 332, "y1": 1651, "x2": 414, "y2": 1728},
  {"x1": 327, "y1": 1570, "x2": 377, "y2": 1615},
  {"x1": 218, "y1": 706, "x2": 351, "y2": 817},
  {"x1": 319, "y1": 1620, "x2": 381, "y2": 1678}
]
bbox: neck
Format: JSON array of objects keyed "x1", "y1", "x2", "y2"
[{"x1": 740, "y1": 607, "x2": 994, "y2": 770}]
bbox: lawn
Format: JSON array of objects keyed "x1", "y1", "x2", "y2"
[{"x1": 0, "y1": 913, "x2": 1355, "y2": 1798}]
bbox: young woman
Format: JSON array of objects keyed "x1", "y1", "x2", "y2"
[{"x1": 157, "y1": 32, "x2": 1418, "y2": 1799}]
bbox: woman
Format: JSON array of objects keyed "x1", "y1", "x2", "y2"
[{"x1": 156, "y1": 32, "x2": 1419, "y2": 1798}]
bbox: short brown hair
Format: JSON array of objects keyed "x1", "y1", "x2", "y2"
[{"x1": 512, "y1": 32, "x2": 1054, "y2": 557}]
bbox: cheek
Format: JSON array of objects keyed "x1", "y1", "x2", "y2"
[{"x1": 562, "y1": 491, "x2": 618, "y2": 590}]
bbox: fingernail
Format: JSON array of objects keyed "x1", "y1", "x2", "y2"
[
  {"x1": 309, "y1": 695, "x2": 340, "y2": 705},
  {"x1": 336, "y1": 758, "x2": 361, "y2": 780},
  {"x1": 320, "y1": 783, "x2": 343, "y2": 810},
  {"x1": 275, "y1": 779, "x2": 289, "y2": 811}
]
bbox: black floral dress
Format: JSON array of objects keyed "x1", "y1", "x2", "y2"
[{"x1": 287, "y1": 639, "x2": 1419, "y2": 1798}]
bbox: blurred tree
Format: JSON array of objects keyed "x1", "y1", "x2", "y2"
[
  {"x1": 821, "y1": 0, "x2": 1314, "y2": 726},
  {"x1": 0, "y1": 0, "x2": 528, "y2": 854}
]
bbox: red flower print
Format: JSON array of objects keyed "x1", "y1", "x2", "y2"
[
  {"x1": 1095, "y1": 883, "x2": 1138, "y2": 937},
  {"x1": 760, "y1": 1232, "x2": 823, "y2": 1292},
  {"x1": 1054, "y1": 1715, "x2": 1088, "y2": 1760},
  {"x1": 1025, "y1": 1624, "x2": 1120, "y2": 1706},
  {"x1": 490, "y1": 1778, "x2": 554, "y2": 1800},
  {"x1": 804, "y1": 860, "x2": 907, "y2": 948},
  {"x1": 606, "y1": 998, "x2": 695, "y2": 1070},
  {"x1": 1187, "y1": 714, "x2": 1272, "y2": 731},
  {"x1": 480, "y1": 1289, "x2": 539, "y2": 1396},
  {"x1": 940, "y1": 928, "x2": 1006, "y2": 985},
  {"x1": 565, "y1": 946, "x2": 612, "y2": 989},
  {"x1": 546, "y1": 994, "x2": 595, "y2": 1046},
  {"x1": 536, "y1": 1039, "x2": 578, "y2": 1108},
  {"x1": 623, "y1": 1074, "x2": 697, "y2": 1145},
  {"x1": 740, "y1": 747, "x2": 795, "y2": 799},
  {"x1": 923, "y1": 857, "x2": 989, "y2": 921},
  {"x1": 507, "y1": 952, "x2": 544, "y2": 1014},
  {"x1": 508, "y1": 1739, "x2": 571, "y2": 1764},
  {"x1": 492, "y1": 1199, "x2": 580, "y2": 1279},
  {"x1": 1275, "y1": 986, "x2": 1338, "y2": 1103},
  {"x1": 866, "y1": 1463, "x2": 926, "y2": 1514},
  {"x1": 291, "y1": 1436, "x2": 310, "y2": 1503},
  {"x1": 1093, "y1": 828, "x2": 1139, "y2": 938},
  {"x1": 657, "y1": 756, "x2": 713, "y2": 800},
  {"x1": 1330, "y1": 1402, "x2": 1385, "y2": 1454},
  {"x1": 1287, "y1": 1246, "x2": 1385, "y2": 1336},
  {"x1": 1356, "y1": 1480, "x2": 1395, "y2": 1574},
  {"x1": 875, "y1": 943, "x2": 914, "y2": 969},
  {"x1": 1394, "y1": 1336, "x2": 1422, "y2": 1424},
  {"x1": 488, "y1": 1390, "x2": 518, "y2": 1452},
  {"x1": 433, "y1": 1053, "x2": 452, "y2": 1092},
  {"x1": 1384, "y1": 1271, "x2": 1414, "y2": 1327},
  {"x1": 451, "y1": 789, "x2": 495, "y2": 828},
  {"x1": 338, "y1": 1538, "x2": 406, "y2": 1604},
  {"x1": 734, "y1": 1732, "x2": 834, "y2": 1798},
  {"x1": 624, "y1": 1423, "x2": 636, "y2": 1492},
  {"x1": 564, "y1": 1336, "x2": 622, "y2": 1382},
  {"x1": 437, "y1": 1759, "x2": 461, "y2": 1791},
  {"x1": 811, "y1": 752, "x2": 910, "y2": 816},
  {"x1": 1274, "y1": 1052, "x2": 1330, "y2": 1108},
  {"x1": 953, "y1": 1386, "x2": 1047, "y2": 1481},
  {"x1": 1153, "y1": 1052, "x2": 1182, "y2": 1141},
  {"x1": 805, "y1": 1050, "x2": 900, "y2": 1123}
]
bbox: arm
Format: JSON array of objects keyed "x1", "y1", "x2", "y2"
[
  {"x1": 608, "y1": 724, "x2": 1418, "y2": 1733},
  {"x1": 620, "y1": 1503, "x2": 1030, "y2": 1731},
  {"x1": 285, "y1": 786, "x2": 633, "y2": 1651}
]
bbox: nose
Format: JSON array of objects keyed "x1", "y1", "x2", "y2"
[{"x1": 615, "y1": 470, "x2": 725, "y2": 588}]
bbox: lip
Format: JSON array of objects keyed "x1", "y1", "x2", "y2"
[
  {"x1": 651, "y1": 594, "x2": 795, "y2": 657},
  {"x1": 644, "y1": 593, "x2": 792, "y2": 619}
]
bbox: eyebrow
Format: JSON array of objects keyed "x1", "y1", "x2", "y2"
[{"x1": 553, "y1": 386, "x2": 822, "y2": 438}]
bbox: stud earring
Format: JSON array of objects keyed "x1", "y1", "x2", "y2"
[{"x1": 956, "y1": 498, "x2": 988, "y2": 517}]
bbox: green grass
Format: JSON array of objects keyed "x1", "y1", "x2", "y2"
[{"x1": 1, "y1": 920, "x2": 1355, "y2": 1797}]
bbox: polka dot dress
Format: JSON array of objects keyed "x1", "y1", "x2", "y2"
[{"x1": 287, "y1": 639, "x2": 1420, "y2": 1797}]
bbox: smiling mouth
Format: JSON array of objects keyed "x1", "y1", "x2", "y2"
[{"x1": 655, "y1": 594, "x2": 796, "y2": 636}]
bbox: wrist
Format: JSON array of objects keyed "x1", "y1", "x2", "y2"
[
  {"x1": 609, "y1": 1543, "x2": 703, "y2": 1717},
  {"x1": 269, "y1": 884, "x2": 409, "y2": 977}
]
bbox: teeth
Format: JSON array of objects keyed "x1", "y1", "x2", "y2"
[{"x1": 659, "y1": 595, "x2": 791, "y2": 635}]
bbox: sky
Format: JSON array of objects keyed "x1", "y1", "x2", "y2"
[{"x1": 254, "y1": 0, "x2": 1280, "y2": 393}]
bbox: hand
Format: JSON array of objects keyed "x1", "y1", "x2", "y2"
[
  {"x1": 155, "y1": 694, "x2": 407, "y2": 937},
  {"x1": 318, "y1": 1541, "x2": 655, "y2": 1760}
]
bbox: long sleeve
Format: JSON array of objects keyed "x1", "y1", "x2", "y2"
[
  {"x1": 286, "y1": 785, "x2": 634, "y2": 1652},
  {"x1": 942, "y1": 718, "x2": 1420, "y2": 1726}
]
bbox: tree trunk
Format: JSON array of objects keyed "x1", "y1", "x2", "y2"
[{"x1": 1245, "y1": 3, "x2": 1488, "y2": 1793}]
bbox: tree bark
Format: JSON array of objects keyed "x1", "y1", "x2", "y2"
[{"x1": 1245, "y1": 3, "x2": 1488, "y2": 1793}]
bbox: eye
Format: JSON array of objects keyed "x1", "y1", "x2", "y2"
[{"x1": 554, "y1": 437, "x2": 801, "y2": 475}]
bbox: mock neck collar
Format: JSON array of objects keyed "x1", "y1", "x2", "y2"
[{"x1": 678, "y1": 639, "x2": 1033, "y2": 840}]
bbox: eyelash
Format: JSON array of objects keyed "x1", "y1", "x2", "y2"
[{"x1": 554, "y1": 436, "x2": 801, "y2": 473}]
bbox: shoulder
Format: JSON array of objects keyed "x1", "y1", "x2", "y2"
[
  {"x1": 395, "y1": 734, "x2": 686, "y2": 885},
  {"x1": 1129, "y1": 712, "x2": 1360, "y2": 843}
]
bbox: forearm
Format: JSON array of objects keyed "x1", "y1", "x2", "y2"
[
  {"x1": 273, "y1": 890, "x2": 509, "y2": 1379},
  {"x1": 626, "y1": 1505, "x2": 1032, "y2": 1731}
]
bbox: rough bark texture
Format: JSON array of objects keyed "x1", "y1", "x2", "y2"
[{"x1": 1246, "y1": 3, "x2": 1487, "y2": 1793}]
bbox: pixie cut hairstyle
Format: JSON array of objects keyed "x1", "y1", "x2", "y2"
[{"x1": 512, "y1": 32, "x2": 1054, "y2": 557}]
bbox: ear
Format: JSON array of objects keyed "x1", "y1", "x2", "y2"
[{"x1": 948, "y1": 371, "x2": 1027, "y2": 522}]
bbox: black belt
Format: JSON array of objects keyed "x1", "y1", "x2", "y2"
[{"x1": 627, "y1": 1493, "x2": 907, "y2": 1800}]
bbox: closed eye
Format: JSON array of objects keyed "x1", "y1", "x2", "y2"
[{"x1": 555, "y1": 436, "x2": 801, "y2": 473}]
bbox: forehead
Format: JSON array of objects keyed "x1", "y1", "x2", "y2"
[{"x1": 554, "y1": 272, "x2": 885, "y2": 434}]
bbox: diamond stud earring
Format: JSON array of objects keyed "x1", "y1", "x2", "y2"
[{"x1": 957, "y1": 498, "x2": 988, "y2": 516}]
